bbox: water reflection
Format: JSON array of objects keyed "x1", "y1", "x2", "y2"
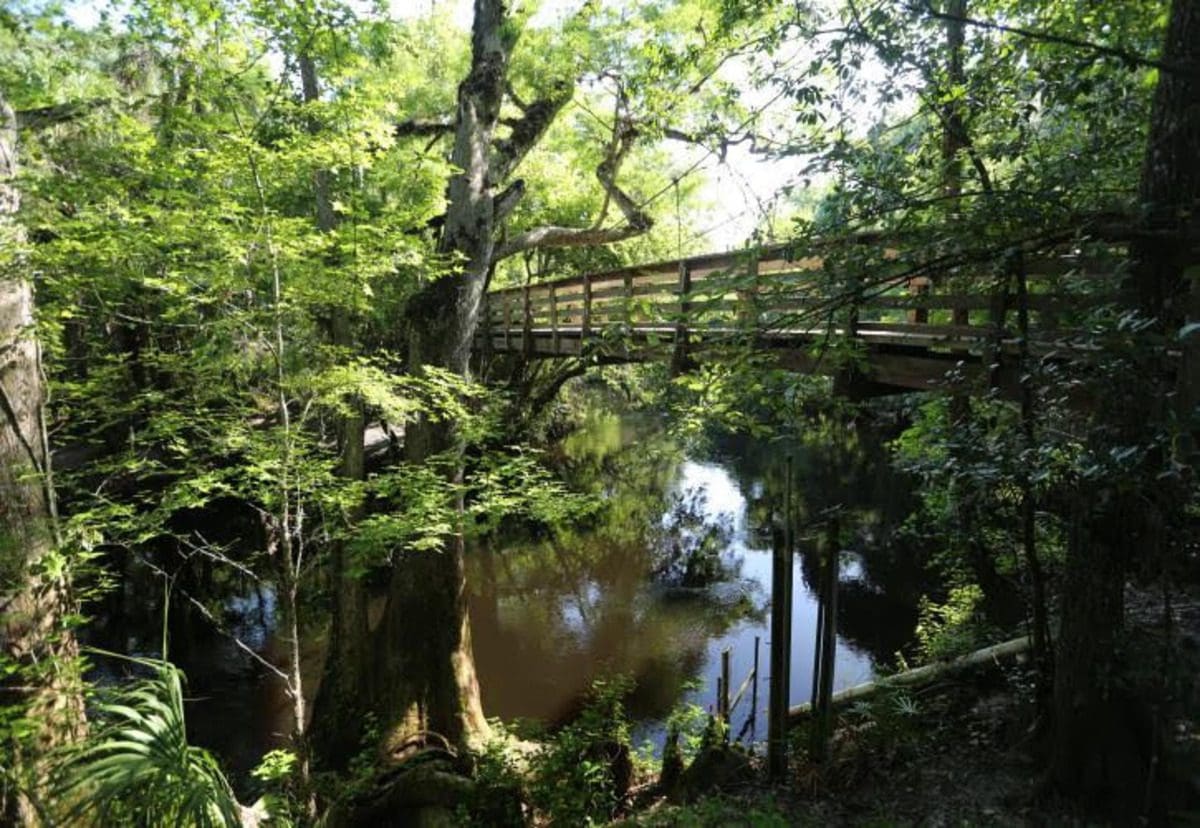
[
  {"x1": 469, "y1": 405, "x2": 925, "y2": 746},
  {"x1": 89, "y1": 399, "x2": 929, "y2": 783}
]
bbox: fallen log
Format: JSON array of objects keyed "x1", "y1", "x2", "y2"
[{"x1": 787, "y1": 636, "x2": 1031, "y2": 721}]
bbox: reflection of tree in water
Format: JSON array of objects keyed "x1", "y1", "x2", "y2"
[
  {"x1": 653, "y1": 485, "x2": 738, "y2": 589},
  {"x1": 469, "y1": 413, "x2": 763, "y2": 727},
  {"x1": 713, "y1": 417, "x2": 933, "y2": 666}
]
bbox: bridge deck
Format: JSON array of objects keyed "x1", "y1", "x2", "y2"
[{"x1": 478, "y1": 239, "x2": 1122, "y2": 395}]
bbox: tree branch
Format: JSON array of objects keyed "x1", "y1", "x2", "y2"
[
  {"x1": 394, "y1": 118, "x2": 456, "y2": 139},
  {"x1": 916, "y1": 1, "x2": 1200, "y2": 78},
  {"x1": 492, "y1": 81, "x2": 574, "y2": 182},
  {"x1": 493, "y1": 179, "x2": 526, "y2": 225},
  {"x1": 494, "y1": 123, "x2": 653, "y2": 260},
  {"x1": 662, "y1": 126, "x2": 776, "y2": 161},
  {"x1": 15, "y1": 98, "x2": 110, "y2": 130}
]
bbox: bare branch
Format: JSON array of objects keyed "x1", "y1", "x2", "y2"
[
  {"x1": 494, "y1": 123, "x2": 653, "y2": 260},
  {"x1": 492, "y1": 81, "x2": 574, "y2": 182},
  {"x1": 394, "y1": 118, "x2": 456, "y2": 139},
  {"x1": 662, "y1": 126, "x2": 776, "y2": 161}
]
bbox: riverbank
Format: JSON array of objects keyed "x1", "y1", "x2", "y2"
[{"x1": 616, "y1": 583, "x2": 1200, "y2": 826}]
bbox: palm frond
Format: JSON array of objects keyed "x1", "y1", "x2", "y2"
[{"x1": 51, "y1": 655, "x2": 242, "y2": 827}]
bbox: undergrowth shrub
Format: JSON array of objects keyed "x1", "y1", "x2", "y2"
[
  {"x1": 463, "y1": 678, "x2": 638, "y2": 826},
  {"x1": 50, "y1": 657, "x2": 240, "y2": 827},
  {"x1": 528, "y1": 676, "x2": 634, "y2": 826},
  {"x1": 915, "y1": 583, "x2": 996, "y2": 661}
]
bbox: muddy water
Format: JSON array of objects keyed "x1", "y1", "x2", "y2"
[
  {"x1": 89, "y1": 400, "x2": 925, "y2": 781},
  {"x1": 468, "y1": 405, "x2": 924, "y2": 748}
]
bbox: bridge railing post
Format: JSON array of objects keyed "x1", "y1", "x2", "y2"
[
  {"x1": 847, "y1": 270, "x2": 861, "y2": 337},
  {"x1": 522, "y1": 283, "x2": 532, "y2": 358},
  {"x1": 503, "y1": 291, "x2": 512, "y2": 352},
  {"x1": 908, "y1": 276, "x2": 930, "y2": 324},
  {"x1": 983, "y1": 269, "x2": 1013, "y2": 388},
  {"x1": 739, "y1": 252, "x2": 760, "y2": 330},
  {"x1": 672, "y1": 262, "x2": 691, "y2": 372},
  {"x1": 623, "y1": 271, "x2": 634, "y2": 331},
  {"x1": 582, "y1": 272, "x2": 592, "y2": 340},
  {"x1": 550, "y1": 284, "x2": 559, "y2": 354}
]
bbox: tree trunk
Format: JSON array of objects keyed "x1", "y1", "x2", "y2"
[
  {"x1": 1130, "y1": 0, "x2": 1200, "y2": 324},
  {"x1": 0, "y1": 91, "x2": 83, "y2": 826},
  {"x1": 1051, "y1": 495, "x2": 1149, "y2": 814},
  {"x1": 941, "y1": 0, "x2": 966, "y2": 212},
  {"x1": 294, "y1": 51, "x2": 373, "y2": 768},
  {"x1": 1052, "y1": 0, "x2": 1199, "y2": 807},
  {"x1": 364, "y1": 0, "x2": 514, "y2": 755}
]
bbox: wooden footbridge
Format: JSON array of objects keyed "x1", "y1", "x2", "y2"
[{"x1": 477, "y1": 237, "x2": 1123, "y2": 397}]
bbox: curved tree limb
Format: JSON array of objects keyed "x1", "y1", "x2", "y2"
[
  {"x1": 492, "y1": 81, "x2": 574, "y2": 183},
  {"x1": 493, "y1": 123, "x2": 653, "y2": 260},
  {"x1": 662, "y1": 126, "x2": 778, "y2": 161}
]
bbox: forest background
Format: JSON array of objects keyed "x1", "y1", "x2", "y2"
[{"x1": 1, "y1": 0, "x2": 1198, "y2": 824}]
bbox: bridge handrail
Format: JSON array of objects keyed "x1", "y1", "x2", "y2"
[{"x1": 483, "y1": 233, "x2": 1128, "y2": 356}]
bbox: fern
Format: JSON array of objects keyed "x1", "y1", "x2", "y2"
[{"x1": 52, "y1": 656, "x2": 241, "y2": 827}]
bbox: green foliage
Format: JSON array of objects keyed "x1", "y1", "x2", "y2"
[
  {"x1": 624, "y1": 794, "x2": 791, "y2": 827},
  {"x1": 461, "y1": 723, "x2": 526, "y2": 828},
  {"x1": 51, "y1": 656, "x2": 240, "y2": 827},
  {"x1": 657, "y1": 698, "x2": 712, "y2": 767},
  {"x1": 527, "y1": 676, "x2": 634, "y2": 827},
  {"x1": 842, "y1": 684, "x2": 923, "y2": 757},
  {"x1": 458, "y1": 679, "x2": 640, "y2": 826},
  {"x1": 915, "y1": 583, "x2": 995, "y2": 663},
  {"x1": 249, "y1": 749, "x2": 299, "y2": 826}
]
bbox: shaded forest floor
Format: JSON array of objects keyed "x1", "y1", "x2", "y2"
[{"x1": 618, "y1": 584, "x2": 1200, "y2": 827}]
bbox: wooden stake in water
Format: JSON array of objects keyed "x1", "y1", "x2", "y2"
[
  {"x1": 751, "y1": 634, "x2": 760, "y2": 739},
  {"x1": 811, "y1": 515, "x2": 840, "y2": 761},
  {"x1": 720, "y1": 646, "x2": 732, "y2": 730},
  {"x1": 768, "y1": 455, "x2": 794, "y2": 778}
]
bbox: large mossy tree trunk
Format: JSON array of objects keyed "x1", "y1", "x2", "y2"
[
  {"x1": 362, "y1": 0, "x2": 515, "y2": 756},
  {"x1": 316, "y1": 0, "x2": 649, "y2": 763},
  {"x1": 0, "y1": 91, "x2": 83, "y2": 826},
  {"x1": 310, "y1": 0, "x2": 568, "y2": 764},
  {"x1": 1051, "y1": 0, "x2": 1199, "y2": 808}
]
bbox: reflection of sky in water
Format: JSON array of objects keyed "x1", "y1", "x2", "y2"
[
  {"x1": 226, "y1": 587, "x2": 276, "y2": 650},
  {"x1": 559, "y1": 581, "x2": 601, "y2": 635},
  {"x1": 635, "y1": 460, "x2": 875, "y2": 745}
]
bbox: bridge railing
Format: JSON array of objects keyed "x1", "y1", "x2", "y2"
[{"x1": 481, "y1": 238, "x2": 1125, "y2": 358}]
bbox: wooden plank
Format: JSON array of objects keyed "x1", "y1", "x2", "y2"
[
  {"x1": 588, "y1": 283, "x2": 640, "y2": 301},
  {"x1": 729, "y1": 663, "x2": 755, "y2": 714},
  {"x1": 720, "y1": 647, "x2": 731, "y2": 726},
  {"x1": 857, "y1": 321, "x2": 995, "y2": 336}
]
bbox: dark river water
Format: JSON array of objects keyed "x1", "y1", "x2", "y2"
[
  {"x1": 468, "y1": 404, "x2": 924, "y2": 750},
  {"x1": 88, "y1": 396, "x2": 928, "y2": 783}
]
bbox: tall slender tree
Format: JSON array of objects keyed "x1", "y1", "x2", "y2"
[{"x1": 1052, "y1": 0, "x2": 1200, "y2": 803}]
